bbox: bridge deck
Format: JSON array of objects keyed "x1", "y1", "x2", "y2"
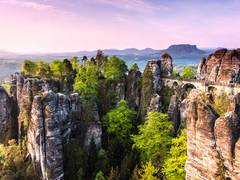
[{"x1": 162, "y1": 77, "x2": 240, "y2": 88}]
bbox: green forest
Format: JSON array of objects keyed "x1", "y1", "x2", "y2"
[{"x1": 0, "y1": 52, "x2": 189, "y2": 180}]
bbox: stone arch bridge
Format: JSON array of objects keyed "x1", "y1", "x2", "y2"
[{"x1": 162, "y1": 77, "x2": 240, "y2": 96}]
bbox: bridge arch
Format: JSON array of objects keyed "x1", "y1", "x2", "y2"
[
  {"x1": 172, "y1": 81, "x2": 179, "y2": 88},
  {"x1": 208, "y1": 86, "x2": 217, "y2": 95},
  {"x1": 181, "y1": 83, "x2": 196, "y2": 99}
]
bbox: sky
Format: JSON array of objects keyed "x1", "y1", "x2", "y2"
[{"x1": 0, "y1": 0, "x2": 240, "y2": 53}]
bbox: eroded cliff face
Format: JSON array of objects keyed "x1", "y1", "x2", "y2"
[
  {"x1": 0, "y1": 87, "x2": 18, "y2": 144},
  {"x1": 167, "y1": 95, "x2": 181, "y2": 134},
  {"x1": 161, "y1": 53, "x2": 173, "y2": 77},
  {"x1": 139, "y1": 55, "x2": 174, "y2": 123},
  {"x1": 27, "y1": 92, "x2": 72, "y2": 180},
  {"x1": 197, "y1": 48, "x2": 240, "y2": 83},
  {"x1": 2, "y1": 73, "x2": 103, "y2": 180},
  {"x1": 182, "y1": 90, "x2": 240, "y2": 180},
  {"x1": 126, "y1": 69, "x2": 141, "y2": 111}
]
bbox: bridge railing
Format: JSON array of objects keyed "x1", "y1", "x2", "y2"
[{"x1": 162, "y1": 77, "x2": 240, "y2": 88}]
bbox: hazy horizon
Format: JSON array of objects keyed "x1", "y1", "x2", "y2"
[
  {"x1": 0, "y1": 44, "x2": 217, "y2": 55},
  {"x1": 0, "y1": 0, "x2": 240, "y2": 53}
]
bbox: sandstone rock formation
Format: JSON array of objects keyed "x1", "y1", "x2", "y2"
[
  {"x1": 10, "y1": 73, "x2": 44, "y2": 139},
  {"x1": 160, "y1": 53, "x2": 173, "y2": 77},
  {"x1": 0, "y1": 87, "x2": 18, "y2": 144},
  {"x1": 140, "y1": 60, "x2": 162, "y2": 119},
  {"x1": 126, "y1": 69, "x2": 141, "y2": 110},
  {"x1": 140, "y1": 56, "x2": 174, "y2": 118},
  {"x1": 182, "y1": 90, "x2": 220, "y2": 180},
  {"x1": 27, "y1": 92, "x2": 71, "y2": 180},
  {"x1": 84, "y1": 102, "x2": 102, "y2": 148},
  {"x1": 183, "y1": 90, "x2": 240, "y2": 180},
  {"x1": 147, "y1": 94, "x2": 162, "y2": 112},
  {"x1": 0, "y1": 73, "x2": 103, "y2": 180},
  {"x1": 146, "y1": 60, "x2": 161, "y2": 94},
  {"x1": 197, "y1": 49, "x2": 240, "y2": 83},
  {"x1": 214, "y1": 112, "x2": 240, "y2": 178},
  {"x1": 168, "y1": 95, "x2": 180, "y2": 134}
]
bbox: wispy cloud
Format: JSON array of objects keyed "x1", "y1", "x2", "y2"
[
  {"x1": 94, "y1": 0, "x2": 169, "y2": 13},
  {"x1": 0, "y1": 0, "x2": 53, "y2": 11}
]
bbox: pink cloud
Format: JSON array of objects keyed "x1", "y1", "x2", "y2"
[
  {"x1": 0, "y1": 0, "x2": 53, "y2": 11},
  {"x1": 94, "y1": 0, "x2": 169, "y2": 13}
]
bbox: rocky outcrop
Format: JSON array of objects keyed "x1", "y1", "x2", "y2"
[
  {"x1": 126, "y1": 69, "x2": 141, "y2": 110},
  {"x1": 140, "y1": 56, "x2": 173, "y2": 118},
  {"x1": 214, "y1": 112, "x2": 240, "y2": 178},
  {"x1": 197, "y1": 57, "x2": 207, "y2": 80},
  {"x1": 27, "y1": 96, "x2": 45, "y2": 178},
  {"x1": 140, "y1": 60, "x2": 162, "y2": 119},
  {"x1": 69, "y1": 93, "x2": 82, "y2": 140},
  {"x1": 10, "y1": 73, "x2": 44, "y2": 139},
  {"x1": 3, "y1": 72, "x2": 102, "y2": 180},
  {"x1": 183, "y1": 90, "x2": 240, "y2": 180},
  {"x1": 26, "y1": 89, "x2": 103, "y2": 179},
  {"x1": 160, "y1": 53, "x2": 173, "y2": 77},
  {"x1": 0, "y1": 87, "x2": 18, "y2": 144},
  {"x1": 147, "y1": 60, "x2": 161, "y2": 93},
  {"x1": 84, "y1": 102, "x2": 102, "y2": 148},
  {"x1": 168, "y1": 95, "x2": 180, "y2": 134},
  {"x1": 197, "y1": 49, "x2": 240, "y2": 83},
  {"x1": 147, "y1": 94, "x2": 162, "y2": 113},
  {"x1": 182, "y1": 90, "x2": 220, "y2": 180},
  {"x1": 28, "y1": 92, "x2": 71, "y2": 180}
]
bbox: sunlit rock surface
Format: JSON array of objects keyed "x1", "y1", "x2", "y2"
[
  {"x1": 183, "y1": 90, "x2": 240, "y2": 179},
  {"x1": 160, "y1": 53, "x2": 173, "y2": 77},
  {"x1": 197, "y1": 49, "x2": 240, "y2": 83}
]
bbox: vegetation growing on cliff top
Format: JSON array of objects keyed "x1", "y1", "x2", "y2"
[
  {"x1": 181, "y1": 66, "x2": 196, "y2": 79},
  {"x1": 140, "y1": 65, "x2": 154, "y2": 118},
  {"x1": 17, "y1": 55, "x2": 188, "y2": 179},
  {"x1": 103, "y1": 56, "x2": 128, "y2": 82},
  {"x1": 74, "y1": 60, "x2": 99, "y2": 96},
  {"x1": 211, "y1": 93, "x2": 230, "y2": 116}
]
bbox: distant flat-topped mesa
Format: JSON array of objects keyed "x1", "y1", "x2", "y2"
[
  {"x1": 162, "y1": 44, "x2": 206, "y2": 56},
  {"x1": 197, "y1": 48, "x2": 240, "y2": 84}
]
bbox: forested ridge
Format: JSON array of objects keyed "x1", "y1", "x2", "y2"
[
  {"x1": 1, "y1": 49, "x2": 236, "y2": 180},
  {"x1": 0, "y1": 50, "x2": 187, "y2": 180}
]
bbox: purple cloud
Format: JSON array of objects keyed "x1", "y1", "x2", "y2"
[{"x1": 0, "y1": 0, "x2": 54, "y2": 11}]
